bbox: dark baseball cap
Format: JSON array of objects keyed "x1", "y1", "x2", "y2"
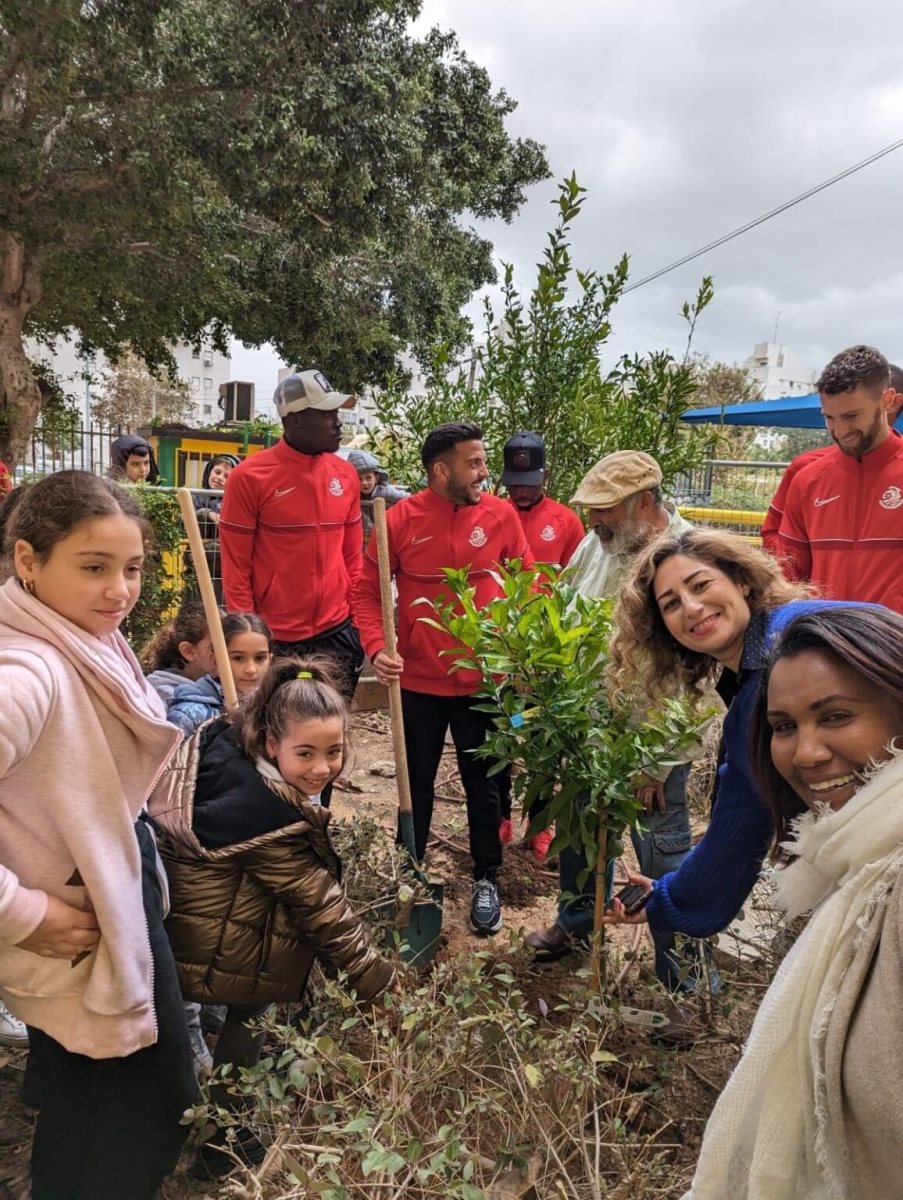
[{"x1": 501, "y1": 431, "x2": 546, "y2": 487}]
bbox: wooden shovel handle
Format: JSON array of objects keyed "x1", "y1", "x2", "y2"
[
  {"x1": 177, "y1": 489, "x2": 239, "y2": 711},
  {"x1": 373, "y1": 498, "x2": 414, "y2": 817}
]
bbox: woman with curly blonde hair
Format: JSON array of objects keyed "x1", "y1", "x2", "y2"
[
  {"x1": 603, "y1": 527, "x2": 854, "y2": 941},
  {"x1": 608, "y1": 527, "x2": 804, "y2": 704}
]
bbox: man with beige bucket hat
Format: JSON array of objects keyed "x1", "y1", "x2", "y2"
[{"x1": 524, "y1": 451, "x2": 711, "y2": 1000}]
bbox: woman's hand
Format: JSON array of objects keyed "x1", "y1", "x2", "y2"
[
  {"x1": 600, "y1": 870, "x2": 654, "y2": 926},
  {"x1": 15, "y1": 894, "x2": 101, "y2": 960}
]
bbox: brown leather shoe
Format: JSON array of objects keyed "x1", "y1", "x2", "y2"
[{"x1": 524, "y1": 923, "x2": 577, "y2": 961}]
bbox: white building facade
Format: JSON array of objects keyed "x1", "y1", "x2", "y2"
[
  {"x1": 172, "y1": 340, "x2": 233, "y2": 423},
  {"x1": 27, "y1": 334, "x2": 233, "y2": 426},
  {"x1": 742, "y1": 342, "x2": 816, "y2": 401}
]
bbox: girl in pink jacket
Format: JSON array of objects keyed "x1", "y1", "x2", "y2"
[{"x1": 0, "y1": 470, "x2": 195, "y2": 1200}]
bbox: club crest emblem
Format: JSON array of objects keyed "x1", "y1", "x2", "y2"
[
  {"x1": 879, "y1": 486, "x2": 903, "y2": 510},
  {"x1": 329, "y1": 478, "x2": 344, "y2": 496},
  {"x1": 540, "y1": 524, "x2": 556, "y2": 542},
  {"x1": 469, "y1": 526, "x2": 488, "y2": 548}
]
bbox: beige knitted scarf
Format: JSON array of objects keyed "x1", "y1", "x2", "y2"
[{"x1": 683, "y1": 749, "x2": 903, "y2": 1200}]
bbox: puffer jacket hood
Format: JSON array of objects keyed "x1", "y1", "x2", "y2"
[
  {"x1": 148, "y1": 721, "x2": 393, "y2": 1007},
  {"x1": 201, "y1": 454, "x2": 241, "y2": 491},
  {"x1": 108, "y1": 434, "x2": 160, "y2": 483},
  {"x1": 346, "y1": 448, "x2": 388, "y2": 485},
  {"x1": 166, "y1": 674, "x2": 224, "y2": 737},
  {"x1": 346, "y1": 448, "x2": 409, "y2": 535},
  {"x1": 145, "y1": 667, "x2": 187, "y2": 703}
]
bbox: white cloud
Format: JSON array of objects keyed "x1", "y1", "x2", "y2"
[
  {"x1": 238, "y1": 0, "x2": 903, "y2": 387},
  {"x1": 419, "y1": 0, "x2": 903, "y2": 373}
]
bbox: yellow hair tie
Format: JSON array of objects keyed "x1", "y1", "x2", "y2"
[{"x1": 296, "y1": 670, "x2": 313, "y2": 679}]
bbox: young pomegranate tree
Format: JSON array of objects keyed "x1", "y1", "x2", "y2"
[{"x1": 423, "y1": 563, "x2": 709, "y2": 989}]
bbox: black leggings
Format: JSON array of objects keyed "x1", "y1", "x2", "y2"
[
  {"x1": 206, "y1": 1003, "x2": 270, "y2": 1114},
  {"x1": 27, "y1": 819, "x2": 197, "y2": 1200}
]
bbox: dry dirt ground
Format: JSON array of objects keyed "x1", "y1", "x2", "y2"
[{"x1": 0, "y1": 711, "x2": 765, "y2": 1199}]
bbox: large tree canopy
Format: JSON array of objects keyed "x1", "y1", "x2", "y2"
[{"x1": 0, "y1": 0, "x2": 548, "y2": 462}]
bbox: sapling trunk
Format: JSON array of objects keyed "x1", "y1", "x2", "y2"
[{"x1": 591, "y1": 816, "x2": 608, "y2": 993}]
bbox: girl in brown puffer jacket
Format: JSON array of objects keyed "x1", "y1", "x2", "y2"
[{"x1": 149, "y1": 656, "x2": 394, "y2": 1177}]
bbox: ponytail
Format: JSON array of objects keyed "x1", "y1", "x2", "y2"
[{"x1": 232, "y1": 655, "x2": 348, "y2": 761}]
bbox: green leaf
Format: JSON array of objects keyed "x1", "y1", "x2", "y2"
[
  {"x1": 361, "y1": 1147, "x2": 406, "y2": 1176},
  {"x1": 344, "y1": 1117, "x2": 374, "y2": 1134},
  {"x1": 591, "y1": 1048, "x2": 619, "y2": 1064}
]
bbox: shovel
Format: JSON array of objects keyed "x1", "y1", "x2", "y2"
[
  {"x1": 372, "y1": 497, "x2": 444, "y2": 965},
  {"x1": 177, "y1": 489, "x2": 239, "y2": 711}
]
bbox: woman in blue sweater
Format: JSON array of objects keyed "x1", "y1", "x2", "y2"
[{"x1": 605, "y1": 528, "x2": 844, "y2": 939}]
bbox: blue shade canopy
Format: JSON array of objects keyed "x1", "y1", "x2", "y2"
[
  {"x1": 682, "y1": 393, "x2": 903, "y2": 432},
  {"x1": 680, "y1": 392, "x2": 827, "y2": 429}
]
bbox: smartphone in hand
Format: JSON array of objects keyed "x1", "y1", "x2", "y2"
[{"x1": 613, "y1": 882, "x2": 653, "y2": 916}]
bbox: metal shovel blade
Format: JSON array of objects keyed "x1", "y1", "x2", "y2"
[{"x1": 376, "y1": 880, "x2": 445, "y2": 965}]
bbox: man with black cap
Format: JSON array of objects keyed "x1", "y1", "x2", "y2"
[
  {"x1": 220, "y1": 371, "x2": 365, "y2": 788},
  {"x1": 497, "y1": 432, "x2": 585, "y2": 859},
  {"x1": 501, "y1": 432, "x2": 584, "y2": 568}
]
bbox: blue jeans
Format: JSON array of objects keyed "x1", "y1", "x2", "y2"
[{"x1": 556, "y1": 766, "x2": 716, "y2": 993}]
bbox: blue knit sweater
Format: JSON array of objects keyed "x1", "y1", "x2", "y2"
[{"x1": 645, "y1": 599, "x2": 867, "y2": 938}]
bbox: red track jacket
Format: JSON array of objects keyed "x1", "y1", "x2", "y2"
[
  {"x1": 760, "y1": 446, "x2": 835, "y2": 557},
  {"x1": 507, "y1": 494, "x2": 584, "y2": 567},
  {"x1": 776, "y1": 433, "x2": 903, "y2": 611},
  {"x1": 219, "y1": 440, "x2": 362, "y2": 641},
  {"x1": 354, "y1": 488, "x2": 534, "y2": 695}
]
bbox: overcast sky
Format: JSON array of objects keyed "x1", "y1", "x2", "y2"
[{"x1": 233, "y1": 0, "x2": 903, "y2": 396}]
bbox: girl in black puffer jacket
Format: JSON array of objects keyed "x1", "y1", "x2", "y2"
[{"x1": 150, "y1": 656, "x2": 394, "y2": 1178}]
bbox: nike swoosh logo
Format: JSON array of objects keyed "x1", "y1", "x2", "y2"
[
  {"x1": 813, "y1": 495, "x2": 841, "y2": 507},
  {"x1": 411, "y1": 535, "x2": 434, "y2": 545},
  {"x1": 274, "y1": 487, "x2": 296, "y2": 497}
]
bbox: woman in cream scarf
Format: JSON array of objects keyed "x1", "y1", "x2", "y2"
[{"x1": 684, "y1": 605, "x2": 903, "y2": 1200}]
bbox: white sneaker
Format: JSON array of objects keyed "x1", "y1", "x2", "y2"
[{"x1": 0, "y1": 1000, "x2": 28, "y2": 1048}]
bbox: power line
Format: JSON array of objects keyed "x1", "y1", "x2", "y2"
[{"x1": 623, "y1": 136, "x2": 903, "y2": 294}]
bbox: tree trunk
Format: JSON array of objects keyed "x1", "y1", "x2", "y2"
[
  {"x1": 591, "y1": 819, "x2": 608, "y2": 993},
  {"x1": 0, "y1": 232, "x2": 43, "y2": 467}
]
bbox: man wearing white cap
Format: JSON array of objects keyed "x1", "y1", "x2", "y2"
[
  {"x1": 526, "y1": 451, "x2": 706, "y2": 999},
  {"x1": 220, "y1": 371, "x2": 364, "y2": 790}
]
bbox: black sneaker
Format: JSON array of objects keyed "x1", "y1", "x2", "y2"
[
  {"x1": 194, "y1": 1124, "x2": 268, "y2": 1179},
  {"x1": 469, "y1": 879, "x2": 502, "y2": 935}
]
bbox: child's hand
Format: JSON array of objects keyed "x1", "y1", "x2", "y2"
[{"x1": 16, "y1": 894, "x2": 101, "y2": 960}]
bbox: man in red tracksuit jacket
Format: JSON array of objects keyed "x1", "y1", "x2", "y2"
[
  {"x1": 761, "y1": 361, "x2": 903, "y2": 557},
  {"x1": 498, "y1": 430, "x2": 584, "y2": 860},
  {"x1": 219, "y1": 368, "x2": 364, "y2": 804},
  {"x1": 776, "y1": 346, "x2": 903, "y2": 612},
  {"x1": 501, "y1": 431, "x2": 585, "y2": 568},
  {"x1": 354, "y1": 422, "x2": 534, "y2": 936}
]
